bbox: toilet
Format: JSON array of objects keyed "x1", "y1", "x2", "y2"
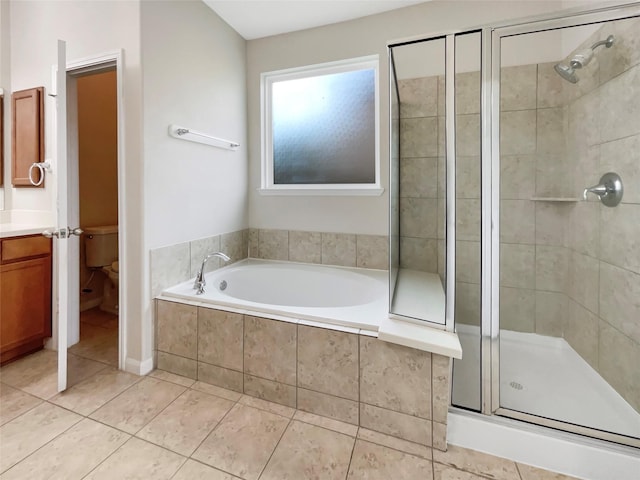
[{"x1": 84, "y1": 225, "x2": 119, "y2": 315}]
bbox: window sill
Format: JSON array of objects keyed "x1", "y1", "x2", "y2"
[{"x1": 257, "y1": 188, "x2": 384, "y2": 196}]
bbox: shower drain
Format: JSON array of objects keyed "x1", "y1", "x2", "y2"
[{"x1": 510, "y1": 381, "x2": 524, "y2": 390}]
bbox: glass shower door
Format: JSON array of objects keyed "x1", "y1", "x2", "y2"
[{"x1": 496, "y1": 14, "x2": 640, "y2": 445}]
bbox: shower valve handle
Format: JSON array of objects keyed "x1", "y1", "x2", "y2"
[{"x1": 583, "y1": 172, "x2": 623, "y2": 207}]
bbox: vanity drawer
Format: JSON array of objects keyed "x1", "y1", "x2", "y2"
[{"x1": 1, "y1": 235, "x2": 51, "y2": 263}]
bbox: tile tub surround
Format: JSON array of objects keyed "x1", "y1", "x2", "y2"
[{"x1": 155, "y1": 299, "x2": 452, "y2": 450}]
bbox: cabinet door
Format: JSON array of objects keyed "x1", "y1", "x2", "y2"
[
  {"x1": 11, "y1": 87, "x2": 44, "y2": 187},
  {"x1": 0, "y1": 257, "x2": 52, "y2": 364}
]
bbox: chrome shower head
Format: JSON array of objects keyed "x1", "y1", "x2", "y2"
[
  {"x1": 554, "y1": 63, "x2": 578, "y2": 84},
  {"x1": 555, "y1": 34, "x2": 615, "y2": 83}
]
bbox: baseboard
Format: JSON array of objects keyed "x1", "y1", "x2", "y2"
[
  {"x1": 124, "y1": 356, "x2": 154, "y2": 376},
  {"x1": 448, "y1": 409, "x2": 640, "y2": 480}
]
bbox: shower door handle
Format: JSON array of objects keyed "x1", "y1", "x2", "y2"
[{"x1": 583, "y1": 172, "x2": 623, "y2": 207}]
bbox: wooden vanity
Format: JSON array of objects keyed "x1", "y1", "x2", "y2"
[{"x1": 0, "y1": 233, "x2": 52, "y2": 365}]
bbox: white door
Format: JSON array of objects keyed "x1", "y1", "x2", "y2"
[{"x1": 45, "y1": 40, "x2": 82, "y2": 392}]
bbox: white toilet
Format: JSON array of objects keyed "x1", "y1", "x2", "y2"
[{"x1": 84, "y1": 225, "x2": 119, "y2": 315}]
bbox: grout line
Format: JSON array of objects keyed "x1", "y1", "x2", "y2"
[
  {"x1": 255, "y1": 416, "x2": 293, "y2": 480},
  {"x1": 345, "y1": 426, "x2": 359, "y2": 479}
]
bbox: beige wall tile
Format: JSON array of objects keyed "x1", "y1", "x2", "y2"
[
  {"x1": 190, "y1": 235, "x2": 221, "y2": 277},
  {"x1": 399, "y1": 76, "x2": 438, "y2": 118},
  {"x1": 536, "y1": 107, "x2": 567, "y2": 155},
  {"x1": 501, "y1": 155, "x2": 535, "y2": 200},
  {"x1": 456, "y1": 199, "x2": 481, "y2": 242},
  {"x1": 598, "y1": 18, "x2": 640, "y2": 84},
  {"x1": 243, "y1": 374, "x2": 296, "y2": 408},
  {"x1": 258, "y1": 229, "x2": 288, "y2": 260},
  {"x1": 401, "y1": 117, "x2": 438, "y2": 157},
  {"x1": 244, "y1": 316, "x2": 296, "y2": 385},
  {"x1": 598, "y1": 321, "x2": 640, "y2": 412},
  {"x1": 360, "y1": 337, "x2": 431, "y2": 418},
  {"x1": 456, "y1": 156, "x2": 480, "y2": 200},
  {"x1": 431, "y1": 354, "x2": 451, "y2": 424},
  {"x1": 568, "y1": 202, "x2": 599, "y2": 257},
  {"x1": 360, "y1": 403, "x2": 432, "y2": 446},
  {"x1": 501, "y1": 64, "x2": 537, "y2": 111},
  {"x1": 501, "y1": 200, "x2": 535, "y2": 244},
  {"x1": 456, "y1": 240, "x2": 480, "y2": 284},
  {"x1": 288, "y1": 230, "x2": 321, "y2": 263},
  {"x1": 356, "y1": 235, "x2": 388, "y2": 270},
  {"x1": 564, "y1": 300, "x2": 599, "y2": 370},
  {"x1": 157, "y1": 352, "x2": 197, "y2": 380},
  {"x1": 572, "y1": 145, "x2": 599, "y2": 203},
  {"x1": 150, "y1": 242, "x2": 191, "y2": 298},
  {"x1": 400, "y1": 237, "x2": 438, "y2": 273},
  {"x1": 500, "y1": 244, "x2": 535, "y2": 289},
  {"x1": 248, "y1": 228, "x2": 259, "y2": 257},
  {"x1": 599, "y1": 262, "x2": 640, "y2": 344},
  {"x1": 221, "y1": 230, "x2": 247, "y2": 264},
  {"x1": 455, "y1": 70, "x2": 481, "y2": 115},
  {"x1": 297, "y1": 388, "x2": 359, "y2": 425},
  {"x1": 456, "y1": 114, "x2": 481, "y2": 156},
  {"x1": 537, "y1": 62, "x2": 566, "y2": 109},
  {"x1": 198, "y1": 362, "x2": 243, "y2": 393},
  {"x1": 535, "y1": 291, "x2": 567, "y2": 337},
  {"x1": 192, "y1": 404, "x2": 289, "y2": 480},
  {"x1": 535, "y1": 154, "x2": 572, "y2": 198},
  {"x1": 568, "y1": 251, "x2": 599, "y2": 314},
  {"x1": 260, "y1": 421, "x2": 354, "y2": 480},
  {"x1": 157, "y1": 301, "x2": 197, "y2": 359},
  {"x1": 400, "y1": 197, "x2": 438, "y2": 238},
  {"x1": 500, "y1": 287, "x2": 535, "y2": 333},
  {"x1": 432, "y1": 421, "x2": 447, "y2": 452},
  {"x1": 599, "y1": 66, "x2": 640, "y2": 143},
  {"x1": 198, "y1": 308, "x2": 243, "y2": 371},
  {"x1": 500, "y1": 110, "x2": 537, "y2": 155},
  {"x1": 535, "y1": 203, "x2": 568, "y2": 247},
  {"x1": 297, "y1": 325, "x2": 358, "y2": 400},
  {"x1": 535, "y1": 245, "x2": 568, "y2": 293},
  {"x1": 455, "y1": 282, "x2": 481, "y2": 326},
  {"x1": 600, "y1": 204, "x2": 640, "y2": 274},
  {"x1": 401, "y1": 157, "x2": 438, "y2": 198},
  {"x1": 321, "y1": 232, "x2": 357, "y2": 267}
]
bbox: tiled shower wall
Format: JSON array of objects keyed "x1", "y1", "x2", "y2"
[
  {"x1": 155, "y1": 299, "x2": 451, "y2": 450},
  {"x1": 563, "y1": 18, "x2": 640, "y2": 412}
]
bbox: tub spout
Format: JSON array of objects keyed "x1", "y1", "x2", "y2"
[{"x1": 194, "y1": 252, "x2": 231, "y2": 294}]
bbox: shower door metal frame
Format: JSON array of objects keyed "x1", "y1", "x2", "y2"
[{"x1": 485, "y1": 2, "x2": 640, "y2": 449}]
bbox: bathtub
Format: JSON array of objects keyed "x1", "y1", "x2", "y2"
[{"x1": 161, "y1": 259, "x2": 388, "y2": 331}]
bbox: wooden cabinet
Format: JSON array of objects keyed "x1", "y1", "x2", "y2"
[
  {"x1": 12, "y1": 87, "x2": 44, "y2": 187},
  {"x1": 0, "y1": 234, "x2": 52, "y2": 365}
]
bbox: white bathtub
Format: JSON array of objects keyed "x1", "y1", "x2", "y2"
[{"x1": 161, "y1": 259, "x2": 388, "y2": 331}]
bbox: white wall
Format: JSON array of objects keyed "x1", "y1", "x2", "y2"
[
  {"x1": 141, "y1": 0, "x2": 248, "y2": 366},
  {"x1": 0, "y1": 0, "x2": 9, "y2": 210},
  {"x1": 246, "y1": 0, "x2": 571, "y2": 236}
]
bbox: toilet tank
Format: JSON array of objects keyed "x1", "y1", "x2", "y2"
[{"x1": 84, "y1": 225, "x2": 118, "y2": 267}]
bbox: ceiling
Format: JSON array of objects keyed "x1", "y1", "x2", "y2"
[{"x1": 203, "y1": 0, "x2": 427, "y2": 40}]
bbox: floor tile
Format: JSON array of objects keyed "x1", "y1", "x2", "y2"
[
  {"x1": 0, "y1": 383, "x2": 42, "y2": 426},
  {"x1": 148, "y1": 369, "x2": 196, "y2": 387},
  {"x1": 81, "y1": 309, "x2": 118, "y2": 329},
  {"x1": 261, "y1": 420, "x2": 355, "y2": 480},
  {"x1": 90, "y1": 377, "x2": 186, "y2": 434},
  {"x1": 191, "y1": 381, "x2": 242, "y2": 402},
  {"x1": 172, "y1": 459, "x2": 241, "y2": 480},
  {"x1": 192, "y1": 403, "x2": 289, "y2": 480},
  {"x1": 49, "y1": 367, "x2": 140, "y2": 415},
  {"x1": 137, "y1": 389, "x2": 234, "y2": 456},
  {"x1": 517, "y1": 462, "x2": 581, "y2": 480},
  {"x1": 83, "y1": 437, "x2": 185, "y2": 480},
  {"x1": 0, "y1": 418, "x2": 129, "y2": 480},
  {"x1": 347, "y1": 439, "x2": 433, "y2": 479},
  {"x1": 293, "y1": 410, "x2": 358, "y2": 437},
  {"x1": 69, "y1": 324, "x2": 119, "y2": 366},
  {"x1": 434, "y1": 462, "x2": 489, "y2": 480},
  {"x1": 0, "y1": 402, "x2": 81, "y2": 473},
  {"x1": 357, "y1": 428, "x2": 432, "y2": 459},
  {"x1": 238, "y1": 393, "x2": 296, "y2": 418},
  {"x1": 433, "y1": 444, "x2": 521, "y2": 480}
]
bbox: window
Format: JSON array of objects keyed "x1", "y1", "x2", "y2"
[{"x1": 261, "y1": 56, "x2": 381, "y2": 195}]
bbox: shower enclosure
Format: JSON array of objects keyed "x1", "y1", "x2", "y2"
[{"x1": 389, "y1": 2, "x2": 640, "y2": 448}]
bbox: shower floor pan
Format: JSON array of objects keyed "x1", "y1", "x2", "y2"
[{"x1": 452, "y1": 325, "x2": 640, "y2": 440}]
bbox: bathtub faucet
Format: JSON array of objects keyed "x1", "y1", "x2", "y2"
[{"x1": 194, "y1": 252, "x2": 231, "y2": 295}]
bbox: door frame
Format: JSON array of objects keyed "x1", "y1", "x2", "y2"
[{"x1": 48, "y1": 50, "x2": 127, "y2": 371}]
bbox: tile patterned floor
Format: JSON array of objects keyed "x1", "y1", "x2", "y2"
[{"x1": 0, "y1": 312, "x2": 579, "y2": 480}]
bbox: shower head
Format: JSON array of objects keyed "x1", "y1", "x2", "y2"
[
  {"x1": 554, "y1": 63, "x2": 578, "y2": 84},
  {"x1": 554, "y1": 34, "x2": 615, "y2": 83}
]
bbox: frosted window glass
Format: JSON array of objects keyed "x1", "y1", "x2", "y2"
[{"x1": 272, "y1": 69, "x2": 376, "y2": 184}]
